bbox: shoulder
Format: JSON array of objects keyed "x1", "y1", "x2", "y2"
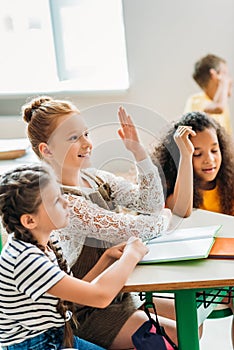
[
  {"x1": 187, "y1": 92, "x2": 207, "y2": 102},
  {"x1": 0, "y1": 237, "x2": 46, "y2": 276},
  {"x1": 2, "y1": 237, "x2": 43, "y2": 258},
  {"x1": 184, "y1": 92, "x2": 210, "y2": 113}
]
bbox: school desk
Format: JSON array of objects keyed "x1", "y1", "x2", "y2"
[{"x1": 123, "y1": 209, "x2": 234, "y2": 350}]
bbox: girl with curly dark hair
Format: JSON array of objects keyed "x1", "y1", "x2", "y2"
[{"x1": 151, "y1": 111, "x2": 234, "y2": 218}]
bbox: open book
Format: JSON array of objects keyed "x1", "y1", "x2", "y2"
[{"x1": 139, "y1": 225, "x2": 221, "y2": 264}]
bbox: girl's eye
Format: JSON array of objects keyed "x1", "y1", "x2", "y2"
[
  {"x1": 55, "y1": 195, "x2": 63, "y2": 204},
  {"x1": 68, "y1": 135, "x2": 78, "y2": 142},
  {"x1": 54, "y1": 197, "x2": 60, "y2": 205},
  {"x1": 212, "y1": 149, "x2": 218, "y2": 153}
]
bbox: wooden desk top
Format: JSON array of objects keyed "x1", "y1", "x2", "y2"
[{"x1": 123, "y1": 209, "x2": 234, "y2": 292}]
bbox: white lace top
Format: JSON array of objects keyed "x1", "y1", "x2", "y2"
[{"x1": 55, "y1": 157, "x2": 170, "y2": 266}]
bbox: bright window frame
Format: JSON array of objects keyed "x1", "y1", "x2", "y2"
[{"x1": 0, "y1": 0, "x2": 129, "y2": 96}]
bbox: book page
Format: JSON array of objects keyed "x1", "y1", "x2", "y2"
[
  {"x1": 140, "y1": 237, "x2": 215, "y2": 263},
  {"x1": 146, "y1": 225, "x2": 221, "y2": 244}
]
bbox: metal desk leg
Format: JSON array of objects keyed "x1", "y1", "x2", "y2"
[{"x1": 175, "y1": 290, "x2": 200, "y2": 350}]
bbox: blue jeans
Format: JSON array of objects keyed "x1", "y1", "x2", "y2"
[{"x1": 1, "y1": 326, "x2": 105, "y2": 350}]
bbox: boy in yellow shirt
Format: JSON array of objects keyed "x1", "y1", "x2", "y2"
[{"x1": 184, "y1": 54, "x2": 232, "y2": 134}]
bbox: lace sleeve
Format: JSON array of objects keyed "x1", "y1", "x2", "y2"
[
  {"x1": 56, "y1": 194, "x2": 171, "y2": 267},
  {"x1": 69, "y1": 194, "x2": 170, "y2": 241},
  {"x1": 93, "y1": 157, "x2": 164, "y2": 214}
]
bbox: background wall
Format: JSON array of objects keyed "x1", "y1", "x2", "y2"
[{"x1": 0, "y1": 0, "x2": 234, "y2": 137}]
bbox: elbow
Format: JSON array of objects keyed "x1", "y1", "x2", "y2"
[
  {"x1": 183, "y1": 210, "x2": 192, "y2": 218},
  {"x1": 213, "y1": 105, "x2": 224, "y2": 114},
  {"x1": 91, "y1": 290, "x2": 115, "y2": 308},
  {"x1": 172, "y1": 207, "x2": 192, "y2": 218},
  {"x1": 204, "y1": 104, "x2": 224, "y2": 114}
]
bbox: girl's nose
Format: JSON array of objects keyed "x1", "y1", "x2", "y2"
[
  {"x1": 204, "y1": 152, "x2": 214, "y2": 163},
  {"x1": 81, "y1": 137, "x2": 92, "y2": 149}
]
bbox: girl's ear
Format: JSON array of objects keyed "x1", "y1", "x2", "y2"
[
  {"x1": 20, "y1": 214, "x2": 37, "y2": 230},
  {"x1": 38, "y1": 142, "x2": 53, "y2": 159},
  {"x1": 209, "y1": 68, "x2": 218, "y2": 80}
]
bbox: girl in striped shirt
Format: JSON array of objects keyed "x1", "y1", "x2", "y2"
[{"x1": 0, "y1": 163, "x2": 148, "y2": 349}]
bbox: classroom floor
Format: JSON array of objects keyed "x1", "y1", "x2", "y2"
[{"x1": 200, "y1": 315, "x2": 233, "y2": 349}]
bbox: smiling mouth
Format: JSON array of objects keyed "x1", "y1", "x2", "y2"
[
  {"x1": 202, "y1": 167, "x2": 216, "y2": 173},
  {"x1": 78, "y1": 154, "x2": 89, "y2": 158}
]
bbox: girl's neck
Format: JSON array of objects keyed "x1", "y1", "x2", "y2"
[
  {"x1": 200, "y1": 180, "x2": 216, "y2": 191},
  {"x1": 31, "y1": 230, "x2": 50, "y2": 249},
  {"x1": 60, "y1": 168, "x2": 90, "y2": 188}
]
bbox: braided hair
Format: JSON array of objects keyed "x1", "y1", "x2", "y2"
[
  {"x1": 151, "y1": 112, "x2": 234, "y2": 215},
  {"x1": 0, "y1": 163, "x2": 77, "y2": 347}
]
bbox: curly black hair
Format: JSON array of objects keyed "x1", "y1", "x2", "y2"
[{"x1": 151, "y1": 112, "x2": 234, "y2": 215}]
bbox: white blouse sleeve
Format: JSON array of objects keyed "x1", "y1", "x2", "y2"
[
  {"x1": 91, "y1": 157, "x2": 164, "y2": 214},
  {"x1": 67, "y1": 194, "x2": 170, "y2": 243},
  {"x1": 57, "y1": 193, "x2": 171, "y2": 267}
]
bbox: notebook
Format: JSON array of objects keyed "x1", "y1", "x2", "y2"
[
  {"x1": 208, "y1": 237, "x2": 234, "y2": 259},
  {"x1": 139, "y1": 225, "x2": 221, "y2": 264}
]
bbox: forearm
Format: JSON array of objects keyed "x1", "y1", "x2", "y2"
[
  {"x1": 204, "y1": 81, "x2": 229, "y2": 114},
  {"x1": 83, "y1": 253, "x2": 115, "y2": 282},
  {"x1": 166, "y1": 156, "x2": 193, "y2": 217},
  {"x1": 90, "y1": 252, "x2": 139, "y2": 306},
  {"x1": 48, "y1": 251, "x2": 140, "y2": 308},
  {"x1": 69, "y1": 194, "x2": 169, "y2": 246},
  {"x1": 131, "y1": 144, "x2": 148, "y2": 162},
  {"x1": 134, "y1": 158, "x2": 164, "y2": 213},
  {"x1": 111, "y1": 158, "x2": 164, "y2": 214}
]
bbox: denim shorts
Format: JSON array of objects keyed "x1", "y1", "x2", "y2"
[{"x1": 1, "y1": 326, "x2": 105, "y2": 350}]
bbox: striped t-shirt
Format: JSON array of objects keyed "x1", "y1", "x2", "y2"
[{"x1": 0, "y1": 235, "x2": 66, "y2": 346}]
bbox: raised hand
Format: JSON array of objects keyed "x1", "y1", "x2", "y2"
[
  {"x1": 174, "y1": 125, "x2": 196, "y2": 157},
  {"x1": 117, "y1": 106, "x2": 147, "y2": 161}
]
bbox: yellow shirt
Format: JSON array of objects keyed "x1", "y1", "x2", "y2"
[
  {"x1": 184, "y1": 92, "x2": 232, "y2": 135},
  {"x1": 199, "y1": 187, "x2": 221, "y2": 213}
]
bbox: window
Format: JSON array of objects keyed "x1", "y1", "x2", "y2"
[{"x1": 0, "y1": 0, "x2": 129, "y2": 95}]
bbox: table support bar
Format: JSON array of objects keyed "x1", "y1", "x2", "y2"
[{"x1": 175, "y1": 290, "x2": 200, "y2": 350}]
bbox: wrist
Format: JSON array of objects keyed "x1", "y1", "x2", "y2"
[
  {"x1": 180, "y1": 152, "x2": 193, "y2": 160},
  {"x1": 122, "y1": 248, "x2": 142, "y2": 264},
  {"x1": 132, "y1": 145, "x2": 147, "y2": 162},
  {"x1": 100, "y1": 252, "x2": 116, "y2": 268}
]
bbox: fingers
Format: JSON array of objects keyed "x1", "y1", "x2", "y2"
[
  {"x1": 118, "y1": 106, "x2": 133, "y2": 129},
  {"x1": 126, "y1": 236, "x2": 140, "y2": 244},
  {"x1": 117, "y1": 128, "x2": 124, "y2": 140},
  {"x1": 118, "y1": 106, "x2": 128, "y2": 125},
  {"x1": 174, "y1": 125, "x2": 196, "y2": 138}
]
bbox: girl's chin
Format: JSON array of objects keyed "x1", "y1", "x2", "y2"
[
  {"x1": 199, "y1": 179, "x2": 216, "y2": 190},
  {"x1": 80, "y1": 158, "x2": 91, "y2": 168}
]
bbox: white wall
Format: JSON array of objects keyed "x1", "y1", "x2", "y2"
[{"x1": 1, "y1": 0, "x2": 234, "y2": 136}]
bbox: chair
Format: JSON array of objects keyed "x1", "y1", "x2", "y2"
[{"x1": 208, "y1": 306, "x2": 233, "y2": 319}]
